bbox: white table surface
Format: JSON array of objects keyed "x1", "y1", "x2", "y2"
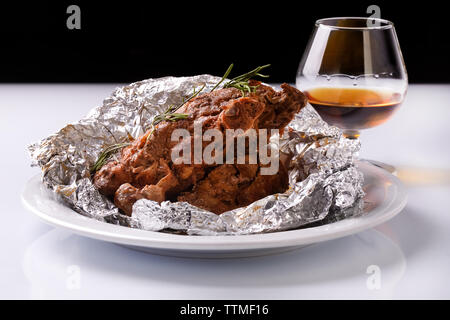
[{"x1": 0, "y1": 83, "x2": 449, "y2": 300}]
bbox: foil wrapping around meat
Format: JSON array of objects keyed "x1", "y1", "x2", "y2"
[{"x1": 28, "y1": 75, "x2": 364, "y2": 235}]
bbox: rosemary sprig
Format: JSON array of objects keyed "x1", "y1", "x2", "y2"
[
  {"x1": 210, "y1": 63, "x2": 234, "y2": 92},
  {"x1": 151, "y1": 106, "x2": 189, "y2": 128},
  {"x1": 181, "y1": 83, "x2": 206, "y2": 105},
  {"x1": 146, "y1": 83, "x2": 205, "y2": 141},
  {"x1": 223, "y1": 64, "x2": 271, "y2": 95},
  {"x1": 92, "y1": 64, "x2": 272, "y2": 172},
  {"x1": 147, "y1": 110, "x2": 189, "y2": 139},
  {"x1": 92, "y1": 82, "x2": 203, "y2": 171},
  {"x1": 146, "y1": 64, "x2": 272, "y2": 142},
  {"x1": 91, "y1": 142, "x2": 131, "y2": 173}
]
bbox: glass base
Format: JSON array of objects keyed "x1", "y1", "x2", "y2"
[{"x1": 365, "y1": 159, "x2": 396, "y2": 175}]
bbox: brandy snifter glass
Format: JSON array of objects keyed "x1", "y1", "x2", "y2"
[{"x1": 296, "y1": 17, "x2": 408, "y2": 140}]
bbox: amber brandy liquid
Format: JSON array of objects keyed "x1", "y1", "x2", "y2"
[{"x1": 304, "y1": 87, "x2": 403, "y2": 130}]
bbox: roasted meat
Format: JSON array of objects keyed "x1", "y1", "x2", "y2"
[{"x1": 93, "y1": 82, "x2": 307, "y2": 215}]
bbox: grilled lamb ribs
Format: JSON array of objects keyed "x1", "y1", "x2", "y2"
[{"x1": 93, "y1": 81, "x2": 307, "y2": 215}]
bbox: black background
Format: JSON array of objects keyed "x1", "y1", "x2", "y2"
[{"x1": 1, "y1": 0, "x2": 448, "y2": 83}]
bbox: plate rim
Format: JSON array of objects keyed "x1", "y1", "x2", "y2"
[{"x1": 21, "y1": 161, "x2": 408, "y2": 251}]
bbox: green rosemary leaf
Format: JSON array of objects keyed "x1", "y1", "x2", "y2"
[
  {"x1": 165, "y1": 113, "x2": 189, "y2": 122},
  {"x1": 224, "y1": 64, "x2": 271, "y2": 86},
  {"x1": 182, "y1": 83, "x2": 206, "y2": 107},
  {"x1": 223, "y1": 64, "x2": 271, "y2": 96},
  {"x1": 145, "y1": 84, "x2": 204, "y2": 142},
  {"x1": 91, "y1": 142, "x2": 131, "y2": 173},
  {"x1": 210, "y1": 63, "x2": 234, "y2": 92}
]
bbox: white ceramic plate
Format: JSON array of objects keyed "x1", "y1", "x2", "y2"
[{"x1": 22, "y1": 160, "x2": 407, "y2": 258}]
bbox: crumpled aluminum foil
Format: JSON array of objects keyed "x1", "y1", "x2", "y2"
[{"x1": 29, "y1": 75, "x2": 364, "y2": 235}]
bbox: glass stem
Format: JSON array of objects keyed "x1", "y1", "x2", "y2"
[{"x1": 343, "y1": 129, "x2": 360, "y2": 139}]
